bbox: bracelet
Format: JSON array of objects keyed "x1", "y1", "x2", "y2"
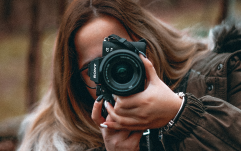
[
  {"x1": 162, "y1": 92, "x2": 186, "y2": 131},
  {"x1": 158, "y1": 92, "x2": 185, "y2": 141}
]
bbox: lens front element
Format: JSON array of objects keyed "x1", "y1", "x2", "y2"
[{"x1": 111, "y1": 61, "x2": 133, "y2": 84}]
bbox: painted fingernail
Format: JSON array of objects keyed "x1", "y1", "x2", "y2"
[
  {"x1": 104, "y1": 101, "x2": 108, "y2": 109},
  {"x1": 139, "y1": 51, "x2": 147, "y2": 58},
  {"x1": 100, "y1": 124, "x2": 108, "y2": 128},
  {"x1": 112, "y1": 94, "x2": 117, "y2": 100},
  {"x1": 96, "y1": 95, "x2": 103, "y2": 102}
]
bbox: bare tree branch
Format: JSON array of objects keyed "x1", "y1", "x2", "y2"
[{"x1": 26, "y1": 0, "x2": 42, "y2": 111}]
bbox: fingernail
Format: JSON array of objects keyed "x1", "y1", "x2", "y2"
[
  {"x1": 100, "y1": 124, "x2": 108, "y2": 128},
  {"x1": 112, "y1": 94, "x2": 117, "y2": 100},
  {"x1": 96, "y1": 95, "x2": 103, "y2": 102},
  {"x1": 139, "y1": 51, "x2": 147, "y2": 58},
  {"x1": 104, "y1": 101, "x2": 108, "y2": 109}
]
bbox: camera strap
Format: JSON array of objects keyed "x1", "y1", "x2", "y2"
[
  {"x1": 140, "y1": 129, "x2": 166, "y2": 151},
  {"x1": 108, "y1": 34, "x2": 136, "y2": 50}
]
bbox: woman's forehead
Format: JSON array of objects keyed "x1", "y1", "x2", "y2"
[{"x1": 74, "y1": 16, "x2": 132, "y2": 68}]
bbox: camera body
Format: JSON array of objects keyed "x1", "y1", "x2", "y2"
[
  {"x1": 87, "y1": 34, "x2": 146, "y2": 117},
  {"x1": 88, "y1": 34, "x2": 146, "y2": 96}
]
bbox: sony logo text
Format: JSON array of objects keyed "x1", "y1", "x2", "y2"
[{"x1": 93, "y1": 63, "x2": 96, "y2": 79}]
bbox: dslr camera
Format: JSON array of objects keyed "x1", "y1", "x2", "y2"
[{"x1": 87, "y1": 34, "x2": 146, "y2": 117}]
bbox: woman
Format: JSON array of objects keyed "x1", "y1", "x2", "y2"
[{"x1": 18, "y1": 0, "x2": 241, "y2": 150}]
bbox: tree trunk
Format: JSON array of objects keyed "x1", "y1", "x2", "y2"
[
  {"x1": 26, "y1": 0, "x2": 42, "y2": 111},
  {"x1": 57, "y1": 0, "x2": 68, "y2": 25},
  {"x1": 2, "y1": 0, "x2": 13, "y2": 32}
]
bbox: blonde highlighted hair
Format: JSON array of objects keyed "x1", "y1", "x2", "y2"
[{"x1": 18, "y1": 0, "x2": 209, "y2": 150}]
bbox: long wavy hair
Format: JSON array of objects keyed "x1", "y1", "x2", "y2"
[{"x1": 18, "y1": 0, "x2": 209, "y2": 150}]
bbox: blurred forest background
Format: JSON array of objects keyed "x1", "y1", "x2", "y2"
[{"x1": 0, "y1": 0, "x2": 241, "y2": 123}]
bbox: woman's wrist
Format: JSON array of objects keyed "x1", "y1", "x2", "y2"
[
  {"x1": 163, "y1": 92, "x2": 186, "y2": 131},
  {"x1": 158, "y1": 92, "x2": 186, "y2": 140}
]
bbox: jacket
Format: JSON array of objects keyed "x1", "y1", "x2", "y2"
[
  {"x1": 81, "y1": 22, "x2": 241, "y2": 151},
  {"x1": 161, "y1": 21, "x2": 241, "y2": 151}
]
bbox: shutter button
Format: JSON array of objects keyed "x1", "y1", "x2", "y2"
[
  {"x1": 217, "y1": 64, "x2": 223, "y2": 70},
  {"x1": 208, "y1": 85, "x2": 213, "y2": 91}
]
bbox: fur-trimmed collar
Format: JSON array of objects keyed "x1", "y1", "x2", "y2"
[{"x1": 211, "y1": 20, "x2": 241, "y2": 53}]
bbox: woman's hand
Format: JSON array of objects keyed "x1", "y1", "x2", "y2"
[
  {"x1": 102, "y1": 55, "x2": 183, "y2": 131},
  {"x1": 92, "y1": 99, "x2": 143, "y2": 151}
]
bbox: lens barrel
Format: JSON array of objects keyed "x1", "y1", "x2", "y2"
[{"x1": 99, "y1": 49, "x2": 145, "y2": 96}]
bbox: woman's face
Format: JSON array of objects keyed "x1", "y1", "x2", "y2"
[{"x1": 75, "y1": 16, "x2": 133, "y2": 100}]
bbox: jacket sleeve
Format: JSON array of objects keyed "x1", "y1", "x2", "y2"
[{"x1": 162, "y1": 54, "x2": 241, "y2": 151}]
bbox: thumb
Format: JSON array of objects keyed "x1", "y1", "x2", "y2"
[{"x1": 139, "y1": 54, "x2": 158, "y2": 83}]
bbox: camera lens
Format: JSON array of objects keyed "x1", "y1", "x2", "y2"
[
  {"x1": 111, "y1": 61, "x2": 133, "y2": 84},
  {"x1": 99, "y1": 50, "x2": 145, "y2": 96}
]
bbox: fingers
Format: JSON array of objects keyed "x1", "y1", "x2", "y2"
[
  {"x1": 128, "y1": 131, "x2": 144, "y2": 141},
  {"x1": 91, "y1": 95, "x2": 106, "y2": 126},
  {"x1": 139, "y1": 54, "x2": 158, "y2": 83},
  {"x1": 113, "y1": 94, "x2": 139, "y2": 109},
  {"x1": 102, "y1": 121, "x2": 148, "y2": 131},
  {"x1": 105, "y1": 102, "x2": 141, "y2": 127}
]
